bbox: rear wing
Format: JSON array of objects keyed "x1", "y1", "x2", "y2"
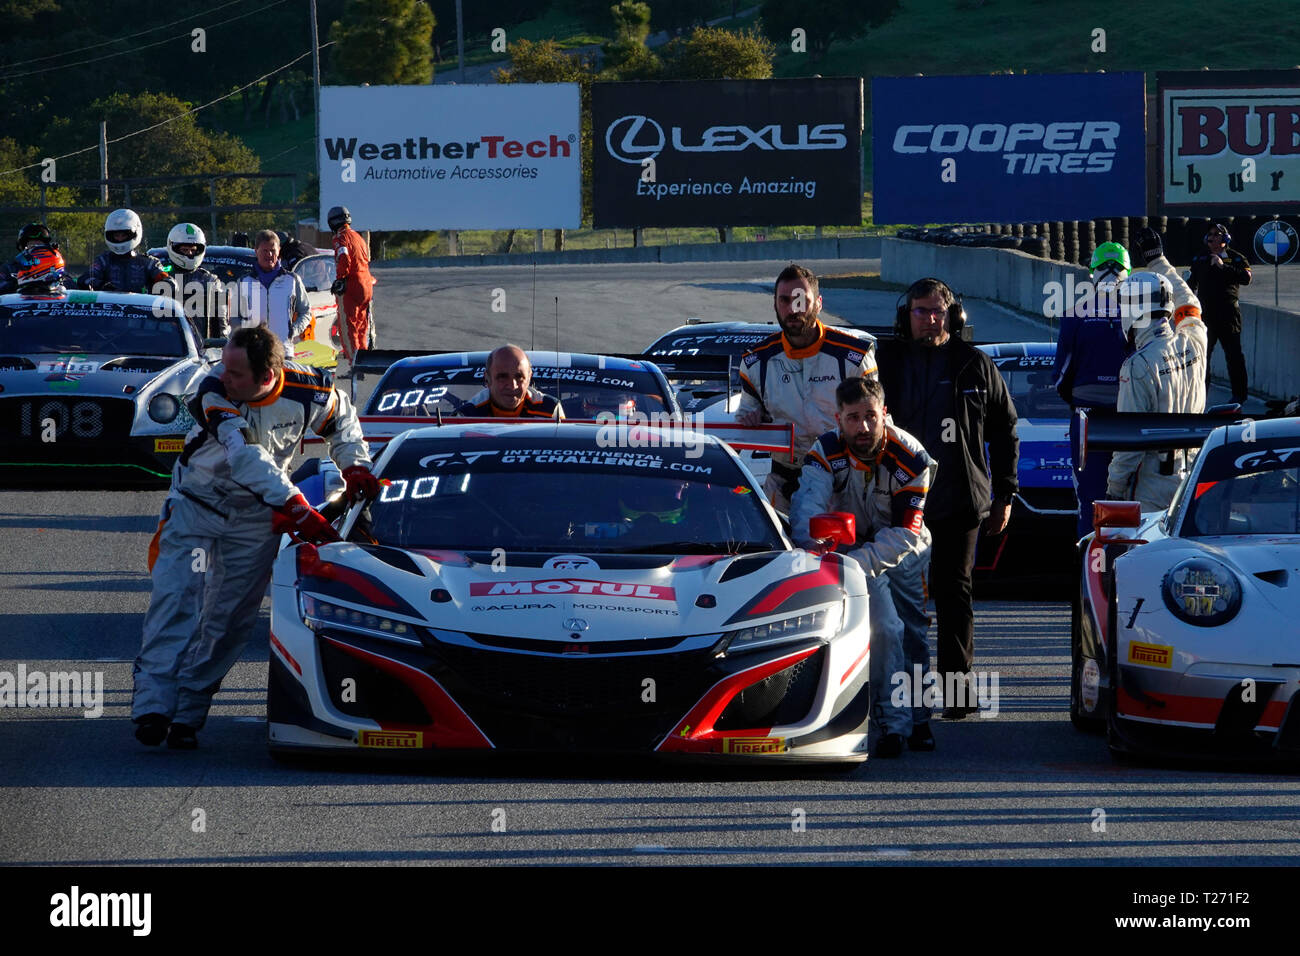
[
  {"x1": 305, "y1": 415, "x2": 794, "y2": 458},
  {"x1": 1080, "y1": 408, "x2": 1250, "y2": 467}
]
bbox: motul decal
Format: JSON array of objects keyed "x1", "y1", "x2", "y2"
[{"x1": 468, "y1": 578, "x2": 675, "y2": 600}]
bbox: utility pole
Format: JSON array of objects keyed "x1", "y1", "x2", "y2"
[
  {"x1": 310, "y1": 0, "x2": 322, "y2": 232},
  {"x1": 456, "y1": 0, "x2": 465, "y2": 83},
  {"x1": 99, "y1": 122, "x2": 108, "y2": 206}
]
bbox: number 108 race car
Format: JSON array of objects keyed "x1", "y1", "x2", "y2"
[{"x1": 267, "y1": 422, "x2": 875, "y2": 763}]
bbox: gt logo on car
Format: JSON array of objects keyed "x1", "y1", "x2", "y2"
[
  {"x1": 722, "y1": 736, "x2": 787, "y2": 754},
  {"x1": 358, "y1": 730, "x2": 423, "y2": 749},
  {"x1": 1127, "y1": 641, "x2": 1173, "y2": 669}
]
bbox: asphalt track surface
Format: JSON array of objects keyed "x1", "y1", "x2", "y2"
[{"x1": 1, "y1": 259, "x2": 1295, "y2": 867}]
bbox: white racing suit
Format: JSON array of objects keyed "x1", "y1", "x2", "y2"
[
  {"x1": 233, "y1": 270, "x2": 312, "y2": 344},
  {"x1": 791, "y1": 423, "x2": 937, "y2": 742},
  {"x1": 132, "y1": 362, "x2": 370, "y2": 729},
  {"x1": 737, "y1": 322, "x2": 878, "y2": 512},
  {"x1": 1106, "y1": 257, "x2": 1207, "y2": 513}
]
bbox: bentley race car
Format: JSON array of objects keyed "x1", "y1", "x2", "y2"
[
  {"x1": 0, "y1": 289, "x2": 212, "y2": 483},
  {"x1": 268, "y1": 422, "x2": 874, "y2": 762},
  {"x1": 1072, "y1": 412, "x2": 1300, "y2": 761}
]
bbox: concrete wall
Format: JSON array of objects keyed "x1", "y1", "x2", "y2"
[
  {"x1": 375, "y1": 235, "x2": 881, "y2": 270},
  {"x1": 881, "y1": 238, "x2": 1300, "y2": 401}
]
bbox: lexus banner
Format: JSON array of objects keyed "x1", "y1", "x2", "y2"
[
  {"x1": 1158, "y1": 70, "x2": 1300, "y2": 216},
  {"x1": 872, "y1": 72, "x2": 1147, "y2": 224},
  {"x1": 318, "y1": 85, "x2": 581, "y2": 230},
  {"x1": 591, "y1": 79, "x2": 864, "y2": 228}
]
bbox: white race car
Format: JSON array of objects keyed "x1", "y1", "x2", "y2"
[
  {"x1": 1072, "y1": 412, "x2": 1300, "y2": 761},
  {"x1": 268, "y1": 422, "x2": 874, "y2": 763},
  {"x1": 0, "y1": 289, "x2": 212, "y2": 483}
]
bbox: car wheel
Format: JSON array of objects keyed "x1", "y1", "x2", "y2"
[{"x1": 1069, "y1": 589, "x2": 1105, "y2": 734}]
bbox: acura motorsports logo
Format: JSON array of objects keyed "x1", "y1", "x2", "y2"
[{"x1": 604, "y1": 114, "x2": 848, "y2": 164}]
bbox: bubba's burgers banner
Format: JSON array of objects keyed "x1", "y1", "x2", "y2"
[
  {"x1": 319, "y1": 85, "x2": 581, "y2": 230},
  {"x1": 1158, "y1": 70, "x2": 1300, "y2": 215},
  {"x1": 591, "y1": 78, "x2": 864, "y2": 228}
]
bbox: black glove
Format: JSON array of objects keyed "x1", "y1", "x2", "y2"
[
  {"x1": 1133, "y1": 227, "x2": 1164, "y2": 266},
  {"x1": 330, "y1": 277, "x2": 347, "y2": 295}
]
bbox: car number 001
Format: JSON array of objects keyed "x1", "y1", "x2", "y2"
[{"x1": 18, "y1": 399, "x2": 105, "y2": 439}]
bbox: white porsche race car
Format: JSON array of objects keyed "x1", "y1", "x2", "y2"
[
  {"x1": 1072, "y1": 412, "x2": 1300, "y2": 761},
  {"x1": 268, "y1": 422, "x2": 874, "y2": 763}
]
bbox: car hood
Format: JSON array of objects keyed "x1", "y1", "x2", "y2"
[
  {"x1": 1121, "y1": 535, "x2": 1300, "y2": 617},
  {"x1": 290, "y1": 544, "x2": 856, "y2": 645},
  {"x1": 0, "y1": 353, "x2": 193, "y2": 395}
]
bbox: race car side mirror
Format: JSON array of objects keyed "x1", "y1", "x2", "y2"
[
  {"x1": 810, "y1": 512, "x2": 855, "y2": 551},
  {"x1": 1093, "y1": 500, "x2": 1146, "y2": 545}
]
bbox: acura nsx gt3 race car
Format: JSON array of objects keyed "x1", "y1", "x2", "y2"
[
  {"x1": 267, "y1": 423, "x2": 873, "y2": 763},
  {"x1": 0, "y1": 289, "x2": 213, "y2": 483},
  {"x1": 1072, "y1": 412, "x2": 1300, "y2": 762}
]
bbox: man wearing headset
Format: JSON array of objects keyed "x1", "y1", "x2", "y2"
[
  {"x1": 875, "y1": 278, "x2": 1019, "y2": 719},
  {"x1": 1188, "y1": 222, "x2": 1252, "y2": 406}
]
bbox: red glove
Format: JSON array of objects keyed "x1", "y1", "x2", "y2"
[
  {"x1": 272, "y1": 493, "x2": 341, "y2": 544},
  {"x1": 342, "y1": 465, "x2": 381, "y2": 503}
]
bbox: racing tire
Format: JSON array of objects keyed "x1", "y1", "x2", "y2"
[{"x1": 1069, "y1": 576, "x2": 1105, "y2": 734}]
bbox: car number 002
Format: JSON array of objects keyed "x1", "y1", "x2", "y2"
[{"x1": 18, "y1": 399, "x2": 104, "y2": 439}]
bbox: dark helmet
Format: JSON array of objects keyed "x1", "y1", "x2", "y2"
[
  {"x1": 327, "y1": 206, "x2": 351, "y2": 231},
  {"x1": 17, "y1": 222, "x2": 53, "y2": 251}
]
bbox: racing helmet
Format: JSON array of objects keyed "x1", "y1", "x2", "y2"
[
  {"x1": 619, "y1": 480, "x2": 690, "y2": 526},
  {"x1": 104, "y1": 208, "x2": 143, "y2": 255},
  {"x1": 166, "y1": 222, "x2": 206, "y2": 271},
  {"x1": 16, "y1": 222, "x2": 53, "y2": 251},
  {"x1": 1118, "y1": 271, "x2": 1173, "y2": 339},
  {"x1": 14, "y1": 246, "x2": 67, "y2": 293},
  {"x1": 582, "y1": 390, "x2": 639, "y2": 419},
  {"x1": 327, "y1": 205, "x2": 351, "y2": 231},
  {"x1": 1089, "y1": 241, "x2": 1132, "y2": 279}
]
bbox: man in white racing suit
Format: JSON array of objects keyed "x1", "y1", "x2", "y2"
[
  {"x1": 132, "y1": 326, "x2": 377, "y2": 748},
  {"x1": 737, "y1": 263, "x2": 878, "y2": 512},
  {"x1": 1105, "y1": 253, "x2": 1207, "y2": 514},
  {"x1": 791, "y1": 377, "x2": 937, "y2": 758}
]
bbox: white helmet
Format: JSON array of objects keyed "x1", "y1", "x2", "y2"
[
  {"x1": 1118, "y1": 271, "x2": 1173, "y2": 339},
  {"x1": 104, "y1": 208, "x2": 143, "y2": 255},
  {"x1": 167, "y1": 222, "x2": 207, "y2": 271}
]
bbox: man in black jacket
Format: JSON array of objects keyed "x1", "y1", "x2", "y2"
[
  {"x1": 876, "y1": 278, "x2": 1019, "y2": 718},
  {"x1": 1188, "y1": 222, "x2": 1252, "y2": 405}
]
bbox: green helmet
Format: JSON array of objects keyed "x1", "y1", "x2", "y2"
[{"x1": 1090, "y1": 241, "x2": 1132, "y2": 277}]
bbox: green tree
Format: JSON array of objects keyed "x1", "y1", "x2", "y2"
[
  {"x1": 329, "y1": 0, "x2": 435, "y2": 85},
  {"x1": 659, "y1": 26, "x2": 775, "y2": 79},
  {"x1": 603, "y1": 1, "x2": 660, "y2": 80},
  {"x1": 759, "y1": 0, "x2": 900, "y2": 61}
]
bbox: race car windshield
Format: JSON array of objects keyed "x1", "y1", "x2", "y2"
[
  {"x1": 1184, "y1": 463, "x2": 1300, "y2": 536},
  {"x1": 997, "y1": 360, "x2": 1068, "y2": 419},
  {"x1": 355, "y1": 439, "x2": 783, "y2": 554},
  {"x1": 368, "y1": 361, "x2": 670, "y2": 418},
  {"x1": 0, "y1": 303, "x2": 188, "y2": 357}
]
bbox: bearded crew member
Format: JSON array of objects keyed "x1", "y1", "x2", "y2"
[{"x1": 737, "y1": 264, "x2": 878, "y2": 512}]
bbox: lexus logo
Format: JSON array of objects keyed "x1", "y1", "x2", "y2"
[{"x1": 605, "y1": 114, "x2": 666, "y2": 164}]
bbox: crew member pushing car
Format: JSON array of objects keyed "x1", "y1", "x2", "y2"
[{"x1": 132, "y1": 326, "x2": 378, "y2": 749}]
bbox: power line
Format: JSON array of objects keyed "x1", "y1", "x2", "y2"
[
  {"x1": 0, "y1": 49, "x2": 317, "y2": 179},
  {"x1": 0, "y1": 0, "x2": 292, "y2": 80},
  {"x1": 0, "y1": 0, "x2": 259, "y2": 70}
]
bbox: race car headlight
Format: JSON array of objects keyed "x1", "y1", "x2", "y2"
[
  {"x1": 148, "y1": 393, "x2": 180, "y2": 423},
  {"x1": 301, "y1": 594, "x2": 414, "y2": 640},
  {"x1": 1162, "y1": 558, "x2": 1242, "y2": 627},
  {"x1": 720, "y1": 603, "x2": 843, "y2": 657}
]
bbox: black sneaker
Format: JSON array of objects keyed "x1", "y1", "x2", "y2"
[
  {"x1": 908, "y1": 723, "x2": 936, "y2": 751},
  {"x1": 134, "y1": 713, "x2": 169, "y2": 746},
  {"x1": 166, "y1": 723, "x2": 199, "y2": 750},
  {"x1": 872, "y1": 733, "x2": 904, "y2": 758}
]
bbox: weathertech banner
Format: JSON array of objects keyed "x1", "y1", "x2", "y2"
[
  {"x1": 1157, "y1": 70, "x2": 1300, "y2": 215},
  {"x1": 319, "y1": 85, "x2": 580, "y2": 230},
  {"x1": 872, "y1": 72, "x2": 1146, "y2": 224},
  {"x1": 591, "y1": 78, "x2": 863, "y2": 228}
]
